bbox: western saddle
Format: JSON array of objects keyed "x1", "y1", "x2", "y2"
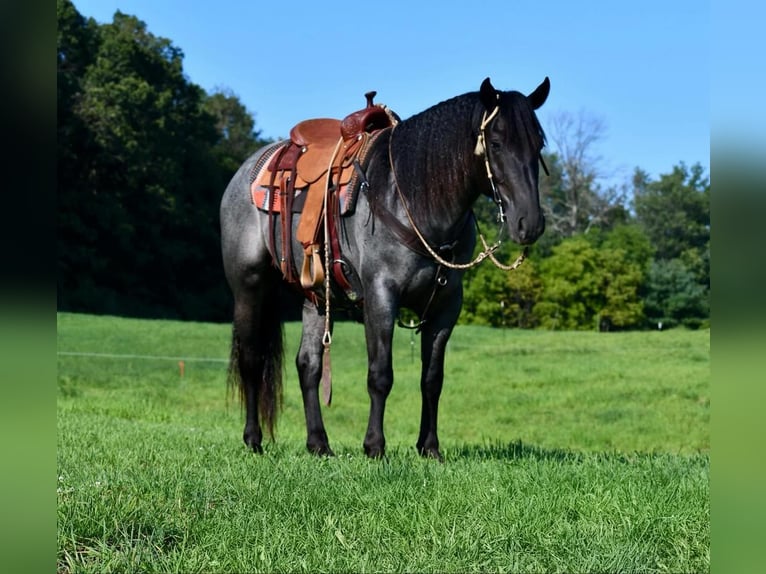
[{"x1": 250, "y1": 91, "x2": 396, "y2": 302}]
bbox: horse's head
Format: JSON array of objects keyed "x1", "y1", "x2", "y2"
[{"x1": 476, "y1": 77, "x2": 550, "y2": 245}]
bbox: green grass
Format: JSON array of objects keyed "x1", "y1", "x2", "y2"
[{"x1": 57, "y1": 312, "x2": 709, "y2": 573}]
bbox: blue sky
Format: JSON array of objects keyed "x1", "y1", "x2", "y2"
[{"x1": 72, "y1": 0, "x2": 709, "y2": 187}]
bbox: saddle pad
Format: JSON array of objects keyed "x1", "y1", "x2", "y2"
[
  {"x1": 251, "y1": 184, "x2": 308, "y2": 213},
  {"x1": 251, "y1": 178, "x2": 353, "y2": 215}
]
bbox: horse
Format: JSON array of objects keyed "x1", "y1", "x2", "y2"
[{"x1": 220, "y1": 76, "x2": 550, "y2": 461}]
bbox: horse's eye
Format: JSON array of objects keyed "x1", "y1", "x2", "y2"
[{"x1": 490, "y1": 141, "x2": 502, "y2": 150}]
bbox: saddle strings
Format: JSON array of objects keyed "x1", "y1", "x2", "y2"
[
  {"x1": 319, "y1": 136, "x2": 345, "y2": 406},
  {"x1": 387, "y1": 114, "x2": 527, "y2": 272}
]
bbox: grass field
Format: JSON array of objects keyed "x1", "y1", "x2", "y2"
[{"x1": 57, "y1": 312, "x2": 709, "y2": 573}]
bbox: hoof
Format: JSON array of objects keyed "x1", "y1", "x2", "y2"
[
  {"x1": 307, "y1": 442, "x2": 335, "y2": 457},
  {"x1": 364, "y1": 444, "x2": 386, "y2": 459},
  {"x1": 418, "y1": 447, "x2": 444, "y2": 462},
  {"x1": 417, "y1": 440, "x2": 443, "y2": 462},
  {"x1": 243, "y1": 431, "x2": 264, "y2": 454}
]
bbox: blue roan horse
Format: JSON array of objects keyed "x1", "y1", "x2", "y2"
[{"x1": 220, "y1": 77, "x2": 550, "y2": 460}]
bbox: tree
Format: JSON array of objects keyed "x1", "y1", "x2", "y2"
[
  {"x1": 643, "y1": 259, "x2": 708, "y2": 329},
  {"x1": 632, "y1": 162, "x2": 710, "y2": 328},
  {"x1": 57, "y1": 0, "x2": 107, "y2": 311},
  {"x1": 59, "y1": 7, "x2": 215, "y2": 315},
  {"x1": 534, "y1": 236, "x2": 644, "y2": 330},
  {"x1": 539, "y1": 110, "x2": 628, "y2": 245},
  {"x1": 461, "y1": 259, "x2": 542, "y2": 328},
  {"x1": 204, "y1": 88, "x2": 273, "y2": 182},
  {"x1": 583, "y1": 223, "x2": 654, "y2": 272},
  {"x1": 57, "y1": 1, "x2": 98, "y2": 140},
  {"x1": 633, "y1": 162, "x2": 710, "y2": 285},
  {"x1": 57, "y1": 2, "x2": 258, "y2": 320}
]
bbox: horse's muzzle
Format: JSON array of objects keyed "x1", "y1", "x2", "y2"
[{"x1": 514, "y1": 213, "x2": 545, "y2": 245}]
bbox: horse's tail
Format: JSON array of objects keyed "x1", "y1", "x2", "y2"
[
  {"x1": 227, "y1": 300, "x2": 284, "y2": 439},
  {"x1": 227, "y1": 325, "x2": 244, "y2": 411}
]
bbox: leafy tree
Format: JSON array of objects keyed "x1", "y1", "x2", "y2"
[
  {"x1": 461, "y1": 259, "x2": 542, "y2": 328},
  {"x1": 632, "y1": 162, "x2": 710, "y2": 328},
  {"x1": 57, "y1": 2, "x2": 260, "y2": 320},
  {"x1": 57, "y1": 0, "x2": 106, "y2": 310},
  {"x1": 598, "y1": 224, "x2": 654, "y2": 269},
  {"x1": 534, "y1": 236, "x2": 644, "y2": 330},
  {"x1": 59, "y1": 7, "x2": 215, "y2": 316},
  {"x1": 596, "y1": 248, "x2": 646, "y2": 330},
  {"x1": 204, "y1": 88, "x2": 273, "y2": 181},
  {"x1": 643, "y1": 259, "x2": 708, "y2": 329},
  {"x1": 57, "y1": 1, "x2": 98, "y2": 138},
  {"x1": 678, "y1": 240, "x2": 710, "y2": 293},
  {"x1": 460, "y1": 263, "x2": 509, "y2": 327},
  {"x1": 584, "y1": 223, "x2": 654, "y2": 271},
  {"x1": 633, "y1": 162, "x2": 710, "y2": 286}
]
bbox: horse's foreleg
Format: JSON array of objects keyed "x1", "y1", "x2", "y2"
[
  {"x1": 416, "y1": 303, "x2": 460, "y2": 462},
  {"x1": 362, "y1": 298, "x2": 396, "y2": 459},
  {"x1": 415, "y1": 325, "x2": 453, "y2": 461},
  {"x1": 296, "y1": 301, "x2": 334, "y2": 456}
]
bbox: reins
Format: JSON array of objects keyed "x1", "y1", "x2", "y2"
[
  {"x1": 319, "y1": 102, "x2": 531, "y2": 394},
  {"x1": 387, "y1": 105, "x2": 528, "y2": 273}
]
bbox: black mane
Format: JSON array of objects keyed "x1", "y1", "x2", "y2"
[{"x1": 383, "y1": 89, "x2": 546, "y2": 226}]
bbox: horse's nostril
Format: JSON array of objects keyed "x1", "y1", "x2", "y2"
[{"x1": 518, "y1": 217, "x2": 527, "y2": 238}]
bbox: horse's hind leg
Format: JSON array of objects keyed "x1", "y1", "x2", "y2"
[
  {"x1": 296, "y1": 301, "x2": 334, "y2": 456},
  {"x1": 230, "y1": 277, "x2": 284, "y2": 453}
]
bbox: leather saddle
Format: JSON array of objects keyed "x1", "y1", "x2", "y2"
[{"x1": 249, "y1": 92, "x2": 395, "y2": 296}]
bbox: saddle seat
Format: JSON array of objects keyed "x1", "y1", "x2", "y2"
[
  {"x1": 290, "y1": 117, "x2": 341, "y2": 147},
  {"x1": 285, "y1": 118, "x2": 365, "y2": 187},
  {"x1": 288, "y1": 118, "x2": 345, "y2": 185},
  {"x1": 285, "y1": 96, "x2": 393, "y2": 187}
]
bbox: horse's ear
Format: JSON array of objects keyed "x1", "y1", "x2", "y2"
[
  {"x1": 479, "y1": 77, "x2": 499, "y2": 109},
  {"x1": 528, "y1": 77, "x2": 550, "y2": 110}
]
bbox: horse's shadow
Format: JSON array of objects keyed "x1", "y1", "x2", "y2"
[
  {"x1": 444, "y1": 440, "x2": 685, "y2": 465},
  {"x1": 445, "y1": 440, "x2": 620, "y2": 463}
]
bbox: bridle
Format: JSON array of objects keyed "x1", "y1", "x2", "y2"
[
  {"x1": 474, "y1": 102, "x2": 507, "y2": 224},
  {"x1": 474, "y1": 98, "x2": 550, "y2": 222}
]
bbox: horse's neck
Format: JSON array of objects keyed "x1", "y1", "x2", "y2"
[{"x1": 391, "y1": 103, "x2": 483, "y2": 238}]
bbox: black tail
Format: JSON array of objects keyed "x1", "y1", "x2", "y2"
[
  {"x1": 227, "y1": 297, "x2": 284, "y2": 440},
  {"x1": 226, "y1": 325, "x2": 243, "y2": 404}
]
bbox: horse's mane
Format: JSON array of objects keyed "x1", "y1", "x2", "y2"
[{"x1": 384, "y1": 89, "x2": 546, "y2": 226}]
